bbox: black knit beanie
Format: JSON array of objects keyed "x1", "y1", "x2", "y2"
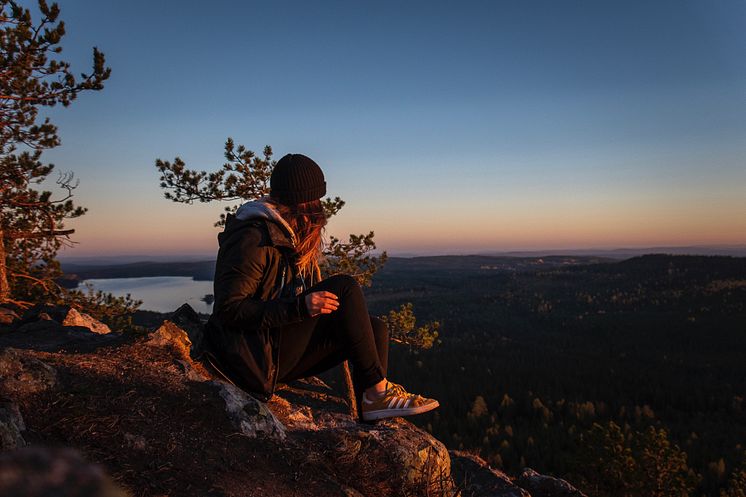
[{"x1": 270, "y1": 153, "x2": 327, "y2": 205}]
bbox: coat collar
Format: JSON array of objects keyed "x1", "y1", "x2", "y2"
[
  {"x1": 234, "y1": 197, "x2": 298, "y2": 248},
  {"x1": 264, "y1": 219, "x2": 295, "y2": 249},
  {"x1": 221, "y1": 214, "x2": 295, "y2": 250}
]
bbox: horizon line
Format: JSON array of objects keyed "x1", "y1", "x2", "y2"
[{"x1": 58, "y1": 242, "x2": 746, "y2": 262}]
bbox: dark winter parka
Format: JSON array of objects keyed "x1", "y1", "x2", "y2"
[{"x1": 204, "y1": 200, "x2": 310, "y2": 401}]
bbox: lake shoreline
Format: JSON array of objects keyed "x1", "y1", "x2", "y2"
[{"x1": 82, "y1": 276, "x2": 215, "y2": 314}]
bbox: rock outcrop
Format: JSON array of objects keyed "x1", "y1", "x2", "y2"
[
  {"x1": 517, "y1": 468, "x2": 588, "y2": 497},
  {"x1": 0, "y1": 346, "x2": 59, "y2": 451},
  {"x1": 209, "y1": 380, "x2": 287, "y2": 440},
  {"x1": 0, "y1": 347, "x2": 58, "y2": 396},
  {"x1": 0, "y1": 306, "x2": 20, "y2": 326},
  {"x1": 270, "y1": 381, "x2": 454, "y2": 496},
  {"x1": 0, "y1": 303, "x2": 587, "y2": 497},
  {"x1": 450, "y1": 451, "x2": 531, "y2": 497},
  {"x1": 18, "y1": 305, "x2": 111, "y2": 335},
  {"x1": 0, "y1": 305, "x2": 121, "y2": 353},
  {"x1": 168, "y1": 302, "x2": 205, "y2": 353},
  {"x1": 0, "y1": 400, "x2": 26, "y2": 450}
]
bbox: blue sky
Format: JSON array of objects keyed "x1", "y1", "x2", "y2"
[{"x1": 28, "y1": 0, "x2": 746, "y2": 256}]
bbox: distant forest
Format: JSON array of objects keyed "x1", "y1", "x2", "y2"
[
  {"x1": 59, "y1": 261, "x2": 217, "y2": 285},
  {"x1": 346, "y1": 254, "x2": 746, "y2": 497}
]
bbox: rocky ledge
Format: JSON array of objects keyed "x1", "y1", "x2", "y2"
[{"x1": 0, "y1": 304, "x2": 587, "y2": 497}]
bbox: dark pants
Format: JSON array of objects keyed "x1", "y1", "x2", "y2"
[{"x1": 275, "y1": 274, "x2": 388, "y2": 393}]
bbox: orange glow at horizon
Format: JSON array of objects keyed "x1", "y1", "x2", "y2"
[{"x1": 63, "y1": 192, "x2": 746, "y2": 256}]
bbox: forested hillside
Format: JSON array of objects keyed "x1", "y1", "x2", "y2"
[{"x1": 353, "y1": 254, "x2": 746, "y2": 497}]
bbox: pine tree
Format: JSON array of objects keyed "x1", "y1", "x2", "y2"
[
  {"x1": 0, "y1": 0, "x2": 111, "y2": 305},
  {"x1": 721, "y1": 451, "x2": 746, "y2": 497},
  {"x1": 469, "y1": 395, "x2": 488, "y2": 418},
  {"x1": 576, "y1": 421, "x2": 700, "y2": 497}
]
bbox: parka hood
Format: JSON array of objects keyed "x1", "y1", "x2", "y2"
[{"x1": 234, "y1": 196, "x2": 297, "y2": 247}]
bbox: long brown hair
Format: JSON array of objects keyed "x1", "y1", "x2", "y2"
[{"x1": 266, "y1": 197, "x2": 327, "y2": 283}]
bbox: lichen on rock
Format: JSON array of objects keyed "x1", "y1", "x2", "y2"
[
  {"x1": 0, "y1": 347, "x2": 57, "y2": 397},
  {"x1": 0, "y1": 400, "x2": 26, "y2": 450},
  {"x1": 209, "y1": 380, "x2": 287, "y2": 441}
]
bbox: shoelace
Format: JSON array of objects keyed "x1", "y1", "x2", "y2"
[
  {"x1": 385, "y1": 380, "x2": 406, "y2": 395},
  {"x1": 386, "y1": 381, "x2": 425, "y2": 401}
]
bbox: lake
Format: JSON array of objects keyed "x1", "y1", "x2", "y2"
[{"x1": 82, "y1": 277, "x2": 214, "y2": 314}]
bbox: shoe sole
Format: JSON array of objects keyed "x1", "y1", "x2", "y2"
[{"x1": 362, "y1": 400, "x2": 440, "y2": 421}]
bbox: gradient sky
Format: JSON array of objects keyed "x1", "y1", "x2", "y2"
[{"x1": 26, "y1": 0, "x2": 746, "y2": 257}]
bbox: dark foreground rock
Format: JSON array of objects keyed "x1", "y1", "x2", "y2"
[{"x1": 0, "y1": 447, "x2": 127, "y2": 497}]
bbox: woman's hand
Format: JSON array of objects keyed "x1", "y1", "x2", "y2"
[{"x1": 304, "y1": 291, "x2": 339, "y2": 317}]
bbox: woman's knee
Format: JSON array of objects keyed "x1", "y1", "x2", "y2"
[{"x1": 325, "y1": 273, "x2": 361, "y2": 298}]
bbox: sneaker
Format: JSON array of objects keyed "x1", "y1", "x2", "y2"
[{"x1": 360, "y1": 380, "x2": 439, "y2": 421}]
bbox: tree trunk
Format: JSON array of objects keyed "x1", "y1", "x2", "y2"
[
  {"x1": 341, "y1": 360, "x2": 358, "y2": 420},
  {"x1": 0, "y1": 228, "x2": 9, "y2": 303}
]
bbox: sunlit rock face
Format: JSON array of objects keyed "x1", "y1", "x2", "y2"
[
  {"x1": 270, "y1": 377, "x2": 454, "y2": 496},
  {"x1": 0, "y1": 307, "x2": 20, "y2": 326},
  {"x1": 17, "y1": 305, "x2": 111, "y2": 335},
  {"x1": 0, "y1": 305, "x2": 120, "y2": 353}
]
